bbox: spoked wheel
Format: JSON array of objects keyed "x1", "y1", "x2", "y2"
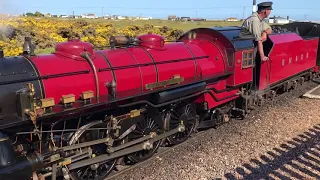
[
  {"x1": 68, "y1": 121, "x2": 117, "y2": 180},
  {"x1": 166, "y1": 102, "x2": 197, "y2": 145},
  {"x1": 126, "y1": 116, "x2": 163, "y2": 163}
]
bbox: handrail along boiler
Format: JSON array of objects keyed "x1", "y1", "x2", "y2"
[{"x1": 0, "y1": 22, "x2": 320, "y2": 180}]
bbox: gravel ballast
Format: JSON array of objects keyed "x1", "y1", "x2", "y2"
[{"x1": 108, "y1": 83, "x2": 320, "y2": 180}]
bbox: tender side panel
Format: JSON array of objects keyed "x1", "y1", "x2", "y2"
[
  {"x1": 259, "y1": 33, "x2": 316, "y2": 90},
  {"x1": 31, "y1": 54, "x2": 95, "y2": 104},
  {"x1": 303, "y1": 38, "x2": 319, "y2": 71},
  {"x1": 272, "y1": 22, "x2": 320, "y2": 66},
  {"x1": 126, "y1": 47, "x2": 157, "y2": 93},
  {"x1": 0, "y1": 56, "x2": 43, "y2": 127},
  {"x1": 99, "y1": 49, "x2": 142, "y2": 99}
]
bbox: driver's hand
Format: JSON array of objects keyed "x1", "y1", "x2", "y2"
[{"x1": 261, "y1": 56, "x2": 269, "y2": 61}]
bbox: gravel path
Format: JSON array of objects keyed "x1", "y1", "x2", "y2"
[{"x1": 109, "y1": 83, "x2": 320, "y2": 180}]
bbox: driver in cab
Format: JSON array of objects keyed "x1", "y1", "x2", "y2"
[{"x1": 242, "y1": 1, "x2": 273, "y2": 61}]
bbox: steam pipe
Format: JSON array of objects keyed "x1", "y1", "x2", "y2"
[{"x1": 81, "y1": 51, "x2": 100, "y2": 102}]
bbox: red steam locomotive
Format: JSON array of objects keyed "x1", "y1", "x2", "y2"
[{"x1": 0, "y1": 21, "x2": 319, "y2": 180}]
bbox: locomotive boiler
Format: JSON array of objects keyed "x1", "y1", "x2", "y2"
[{"x1": 0, "y1": 22, "x2": 320, "y2": 180}]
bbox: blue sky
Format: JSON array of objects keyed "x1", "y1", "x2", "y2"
[{"x1": 1, "y1": 0, "x2": 320, "y2": 21}]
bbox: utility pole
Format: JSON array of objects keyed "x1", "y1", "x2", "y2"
[
  {"x1": 243, "y1": 6, "x2": 245, "y2": 19},
  {"x1": 252, "y1": 0, "x2": 257, "y2": 14},
  {"x1": 304, "y1": 14, "x2": 308, "y2": 22},
  {"x1": 102, "y1": 7, "x2": 104, "y2": 17}
]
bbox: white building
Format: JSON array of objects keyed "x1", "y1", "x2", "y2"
[
  {"x1": 81, "y1": 14, "x2": 98, "y2": 19},
  {"x1": 226, "y1": 17, "x2": 238, "y2": 22},
  {"x1": 266, "y1": 16, "x2": 292, "y2": 24},
  {"x1": 274, "y1": 17, "x2": 289, "y2": 24},
  {"x1": 60, "y1": 15, "x2": 69, "y2": 18},
  {"x1": 117, "y1": 16, "x2": 126, "y2": 20},
  {"x1": 138, "y1": 17, "x2": 152, "y2": 20}
]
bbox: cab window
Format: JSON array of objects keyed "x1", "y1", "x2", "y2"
[{"x1": 242, "y1": 51, "x2": 254, "y2": 68}]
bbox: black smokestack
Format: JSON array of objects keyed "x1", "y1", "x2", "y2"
[{"x1": 22, "y1": 37, "x2": 35, "y2": 56}]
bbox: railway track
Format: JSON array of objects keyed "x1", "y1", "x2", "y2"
[{"x1": 103, "y1": 80, "x2": 320, "y2": 180}]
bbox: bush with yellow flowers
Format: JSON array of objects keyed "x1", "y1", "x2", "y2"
[{"x1": 0, "y1": 16, "x2": 185, "y2": 57}]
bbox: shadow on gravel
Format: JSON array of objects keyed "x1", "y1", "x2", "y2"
[{"x1": 222, "y1": 124, "x2": 320, "y2": 180}]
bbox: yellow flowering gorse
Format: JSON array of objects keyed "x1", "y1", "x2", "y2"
[{"x1": 0, "y1": 17, "x2": 184, "y2": 56}]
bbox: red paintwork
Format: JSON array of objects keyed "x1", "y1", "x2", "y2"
[
  {"x1": 259, "y1": 33, "x2": 319, "y2": 90},
  {"x1": 55, "y1": 39, "x2": 94, "y2": 58},
  {"x1": 178, "y1": 29, "x2": 234, "y2": 74},
  {"x1": 137, "y1": 33, "x2": 166, "y2": 50},
  {"x1": 227, "y1": 50, "x2": 254, "y2": 86},
  {"x1": 182, "y1": 39, "x2": 226, "y2": 78},
  {"x1": 29, "y1": 27, "x2": 320, "y2": 113},
  {"x1": 31, "y1": 54, "x2": 97, "y2": 104},
  {"x1": 30, "y1": 34, "x2": 232, "y2": 108},
  {"x1": 182, "y1": 39, "x2": 238, "y2": 109},
  {"x1": 312, "y1": 66, "x2": 319, "y2": 73},
  {"x1": 195, "y1": 80, "x2": 239, "y2": 109},
  {"x1": 177, "y1": 28, "x2": 244, "y2": 108},
  {"x1": 177, "y1": 28, "x2": 255, "y2": 88}
]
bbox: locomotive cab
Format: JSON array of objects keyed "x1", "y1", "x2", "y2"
[
  {"x1": 210, "y1": 27, "x2": 257, "y2": 88},
  {"x1": 177, "y1": 27, "x2": 257, "y2": 88}
]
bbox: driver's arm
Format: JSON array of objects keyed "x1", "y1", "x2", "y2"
[
  {"x1": 250, "y1": 20, "x2": 269, "y2": 61},
  {"x1": 261, "y1": 22, "x2": 272, "y2": 41},
  {"x1": 263, "y1": 22, "x2": 272, "y2": 35}
]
